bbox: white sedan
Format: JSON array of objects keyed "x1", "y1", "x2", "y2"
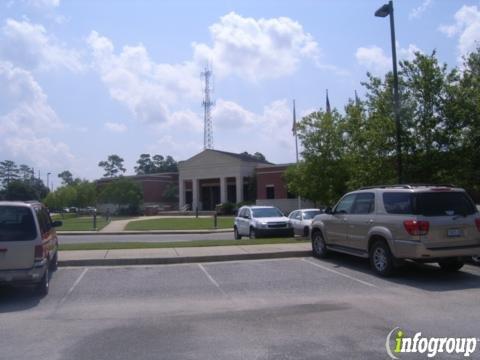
[{"x1": 288, "y1": 208, "x2": 323, "y2": 237}]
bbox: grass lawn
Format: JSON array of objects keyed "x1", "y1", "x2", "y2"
[
  {"x1": 59, "y1": 237, "x2": 309, "y2": 251},
  {"x1": 52, "y1": 215, "x2": 109, "y2": 231},
  {"x1": 125, "y1": 216, "x2": 234, "y2": 231}
]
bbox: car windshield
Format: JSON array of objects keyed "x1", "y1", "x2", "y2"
[
  {"x1": 252, "y1": 208, "x2": 283, "y2": 218},
  {"x1": 0, "y1": 206, "x2": 37, "y2": 242},
  {"x1": 302, "y1": 210, "x2": 322, "y2": 219}
]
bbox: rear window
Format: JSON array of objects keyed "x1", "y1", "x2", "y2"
[
  {"x1": 303, "y1": 210, "x2": 323, "y2": 219},
  {"x1": 0, "y1": 206, "x2": 37, "y2": 242},
  {"x1": 383, "y1": 191, "x2": 477, "y2": 216},
  {"x1": 416, "y1": 192, "x2": 476, "y2": 217},
  {"x1": 383, "y1": 193, "x2": 414, "y2": 214}
]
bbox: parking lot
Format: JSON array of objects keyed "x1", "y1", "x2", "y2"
[{"x1": 1, "y1": 255, "x2": 479, "y2": 360}]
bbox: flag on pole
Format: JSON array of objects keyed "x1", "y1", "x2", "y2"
[
  {"x1": 292, "y1": 99, "x2": 297, "y2": 135},
  {"x1": 326, "y1": 89, "x2": 331, "y2": 114}
]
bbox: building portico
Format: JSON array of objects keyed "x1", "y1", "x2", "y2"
[{"x1": 178, "y1": 149, "x2": 270, "y2": 211}]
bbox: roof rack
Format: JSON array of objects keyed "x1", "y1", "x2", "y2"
[{"x1": 359, "y1": 184, "x2": 456, "y2": 190}]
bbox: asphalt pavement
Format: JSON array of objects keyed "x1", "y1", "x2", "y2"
[{"x1": 1, "y1": 255, "x2": 480, "y2": 360}]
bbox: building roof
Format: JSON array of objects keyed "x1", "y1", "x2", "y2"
[{"x1": 203, "y1": 149, "x2": 273, "y2": 164}]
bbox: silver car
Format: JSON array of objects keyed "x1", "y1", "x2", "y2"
[
  {"x1": 288, "y1": 209, "x2": 323, "y2": 237},
  {"x1": 311, "y1": 185, "x2": 480, "y2": 276},
  {"x1": 0, "y1": 201, "x2": 62, "y2": 295},
  {"x1": 234, "y1": 206, "x2": 293, "y2": 239}
]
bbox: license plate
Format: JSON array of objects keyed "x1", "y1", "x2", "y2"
[{"x1": 447, "y1": 228, "x2": 462, "y2": 237}]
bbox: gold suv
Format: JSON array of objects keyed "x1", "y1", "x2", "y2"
[{"x1": 310, "y1": 185, "x2": 480, "y2": 276}]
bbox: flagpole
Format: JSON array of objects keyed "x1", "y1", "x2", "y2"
[{"x1": 293, "y1": 99, "x2": 301, "y2": 209}]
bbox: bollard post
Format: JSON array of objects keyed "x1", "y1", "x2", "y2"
[
  {"x1": 195, "y1": 207, "x2": 199, "y2": 218},
  {"x1": 93, "y1": 212, "x2": 97, "y2": 231},
  {"x1": 214, "y1": 212, "x2": 218, "y2": 229}
]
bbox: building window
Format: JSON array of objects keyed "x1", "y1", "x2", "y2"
[{"x1": 266, "y1": 185, "x2": 275, "y2": 199}]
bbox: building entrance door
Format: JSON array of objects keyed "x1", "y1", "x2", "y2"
[{"x1": 201, "y1": 186, "x2": 220, "y2": 210}]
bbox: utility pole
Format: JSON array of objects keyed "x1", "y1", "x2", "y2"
[{"x1": 201, "y1": 66, "x2": 214, "y2": 150}]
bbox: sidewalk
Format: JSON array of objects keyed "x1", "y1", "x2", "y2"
[
  {"x1": 59, "y1": 243, "x2": 312, "y2": 267},
  {"x1": 99, "y1": 215, "x2": 213, "y2": 233}
]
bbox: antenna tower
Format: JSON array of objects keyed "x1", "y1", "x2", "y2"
[{"x1": 201, "y1": 66, "x2": 214, "y2": 149}]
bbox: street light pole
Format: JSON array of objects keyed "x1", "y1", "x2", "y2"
[
  {"x1": 47, "y1": 172, "x2": 51, "y2": 191},
  {"x1": 375, "y1": 0, "x2": 403, "y2": 184}
]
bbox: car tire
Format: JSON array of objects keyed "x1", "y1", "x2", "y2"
[
  {"x1": 234, "y1": 227, "x2": 241, "y2": 240},
  {"x1": 438, "y1": 259, "x2": 464, "y2": 272},
  {"x1": 49, "y1": 251, "x2": 58, "y2": 271},
  {"x1": 369, "y1": 240, "x2": 395, "y2": 277},
  {"x1": 36, "y1": 265, "x2": 49, "y2": 296},
  {"x1": 311, "y1": 230, "x2": 328, "y2": 258},
  {"x1": 249, "y1": 227, "x2": 257, "y2": 239}
]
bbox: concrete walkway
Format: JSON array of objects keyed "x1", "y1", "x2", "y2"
[{"x1": 59, "y1": 242, "x2": 312, "y2": 267}]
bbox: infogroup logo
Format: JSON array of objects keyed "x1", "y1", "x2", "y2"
[{"x1": 385, "y1": 327, "x2": 478, "y2": 359}]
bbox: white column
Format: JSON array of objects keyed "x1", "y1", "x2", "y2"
[
  {"x1": 220, "y1": 177, "x2": 227, "y2": 204},
  {"x1": 236, "y1": 175, "x2": 243, "y2": 204},
  {"x1": 178, "y1": 178, "x2": 185, "y2": 210},
  {"x1": 192, "y1": 178, "x2": 199, "y2": 211}
]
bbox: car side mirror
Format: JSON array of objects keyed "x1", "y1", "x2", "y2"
[
  {"x1": 325, "y1": 207, "x2": 333, "y2": 215},
  {"x1": 52, "y1": 220, "x2": 63, "y2": 227}
]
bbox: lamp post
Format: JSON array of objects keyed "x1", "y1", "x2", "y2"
[
  {"x1": 47, "y1": 172, "x2": 51, "y2": 191},
  {"x1": 375, "y1": 1, "x2": 403, "y2": 183}
]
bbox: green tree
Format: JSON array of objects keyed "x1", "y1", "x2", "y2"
[
  {"x1": 98, "y1": 154, "x2": 126, "y2": 177},
  {"x1": 1, "y1": 180, "x2": 37, "y2": 201},
  {"x1": 135, "y1": 154, "x2": 155, "y2": 175},
  {"x1": 74, "y1": 181, "x2": 97, "y2": 207},
  {"x1": 285, "y1": 110, "x2": 349, "y2": 205},
  {"x1": 0, "y1": 160, "x2": 19, "y2": 187},
  {"x1": 58, "y1": 170, "x2": 74, "y2": 185},
  {"x1": 98, "y1": 178, "x2": 143, "y2": 212},
  {"x1": 152, "y1": 155, "x2": 178, "y2": 172},
  {"x1": 18, "y1": 165, "x2": 33, "y2": 182}
]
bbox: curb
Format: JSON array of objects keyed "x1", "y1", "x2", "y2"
[
  {"x1": 58, "y1": 250, "x2": 312, "y2": 267},
  {"x1": 58, "y1": 229, "x2": 232, "y2": 236}
]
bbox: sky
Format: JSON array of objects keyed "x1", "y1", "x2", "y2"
[{"x1": 0, "y1": 0, "x2": 479, "y2": 188}]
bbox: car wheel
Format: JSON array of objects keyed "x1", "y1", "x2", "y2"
[
  {"x1": 249, "y1": 227, "x2": 256, "y2": 239},
  {"x1": 234, "y1": 227, "x2": 241, "y2": 240},
  {"x1": 49, "y1": 251, "x2": 58, "y2": 271},
  {"x1": 303, "y1": 227, "x2": 309, "y2": 238},
  {"x1": 36, "y1": 265, "x2": 49, "y2": 296},
  {"x1": 369, "y1": 241, "x2": 395, "y2": 277},
  {"x1": 438, "y1": 259, "x2": 464, "y2": 272},
  {"x1": 471, "y1": 256, "x2": 480, "y2": 265},
  {"x1": 311, "y1": 231, "x2": 328, "y2": 258}
]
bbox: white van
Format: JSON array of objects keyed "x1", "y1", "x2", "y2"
[{"x1": 0, "y1": 201, "x2": 62, "y2": 295}]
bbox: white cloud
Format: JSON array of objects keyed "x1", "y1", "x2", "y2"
[
  {"x1": 0, "y1": 18, "x2": 83, "y2": 72},
  {"x1": 409, "y1": 0, "x2": 433, "y2": 20},
  {"x1": 213, "y1": 99, "x2": 256, "y2": 128},
  {"x1": 104, "y1": 122, "x2": 127, "y2": 133},
  {"x1": 355, "y1": 44, "x2": 423, "y2": 74},
  {"x1": 192, "y1": 12, "x2": 322, "y2": 81},
  {"x1": 439, "y1": 5, "x2": 480, "y2": 62},
  {"x1": 87, "y1": 31, "x2": 201, "y2": 125},
  {"x1": 355, "y1": 46, "x2": 391, "y2": 74},
  {"x1": 0, "y1": 61, "x2": 74, "y2": 169},
  {"x1": 27, "y1": 0, "x2": 60, "y2": 8}
]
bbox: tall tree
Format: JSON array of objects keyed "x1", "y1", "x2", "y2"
[
  {"x1": 18, "y1": 164, "x2": 33, "y2": 182},
  {"x1": 58, "y1": 170, "x2": 74, "y2": 185},
  {"x1": 98, "y1": 154, "x2": 126, "y2": 177},
  {"x1": 135, "y1": 154, "x2": 154, "y2": 175},
  {"x1": 0, "y1": 160, "x2": 19, "y2": 186}
]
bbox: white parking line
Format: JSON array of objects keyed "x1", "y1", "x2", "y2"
[
  {"x1": 302, "y1": 258, "x2": 378, "y2": 288},
  {"x1": 198, "y1": 264, "x2": 227, "y2": 296},
  {"x1": 58, "y1": 268, "x2": 89, "y2": 306}
]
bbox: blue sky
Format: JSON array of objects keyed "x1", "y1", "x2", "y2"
[{"x1": 0, "y1": 0, "x2": 479, "y2": 188}]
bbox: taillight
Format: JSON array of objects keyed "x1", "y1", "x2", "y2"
[
  {"x1": 403, "y1": 220, "x2": 430, "y2": 236},
  {"x1": 475, "y1": 218, "x2": 480, "y2": 232},
  {"x1": 34, "y1": 245, "x2": 44, "y2": 261}
]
